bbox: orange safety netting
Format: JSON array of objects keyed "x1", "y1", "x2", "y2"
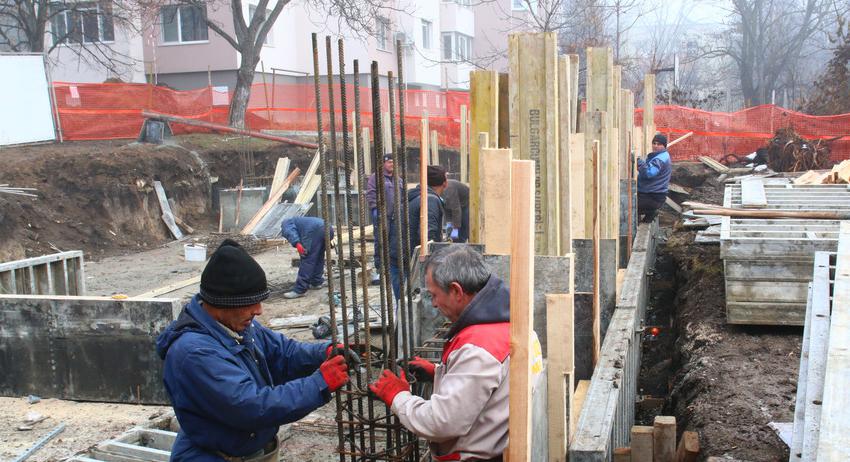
[
  {"x1": 53, "y1": 82, "x2": 470, "y2": 149},
  {"x1": 636, "y1": 104, "x2": 850, "y2": 162},
  {"x1": 53, "y1": 82, "x2": 850, "y2": 163}
]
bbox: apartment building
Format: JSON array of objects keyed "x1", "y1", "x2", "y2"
[{"x1": 472, "y1": 0, "x2": 537, "y2": 73}]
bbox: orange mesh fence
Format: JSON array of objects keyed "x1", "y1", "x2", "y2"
[
  {"x1": 636, "y1": 104, "x2": 850, "y2": 163},
  {"x1": 53, "y1": 82, "x2": 469, "y2": 149}
]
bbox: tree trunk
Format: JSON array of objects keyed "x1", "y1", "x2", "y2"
[{"x1": 228, "y1": 60, "x2": 257, "y2": 128}]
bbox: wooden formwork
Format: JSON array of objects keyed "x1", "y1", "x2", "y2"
[
  {"x1": 0, "y1": 251, "x2": 86, "y2": 296},
  {"x1": 724, "y1": 183, "x2": 850, "y2": 210},
  {"x1": 720, "y1": 217, "x2": 840, "y2": 325}
]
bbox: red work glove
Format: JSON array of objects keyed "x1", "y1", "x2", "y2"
[
  {"x1": 408, "y1": 356, "x2": 436, "y2": 382},
  {"x1": 369, "y1": 369, "x2": 410, "y2": 406},
  {"x1": 326, "y1": 343, "x2": 343, "y2": 358},
  {"x1": 295, "y1": 243, "x2": 306, "y2": 256},
  {"x1": 319, "y1": 355, "x2": 349, "y2": 392}
]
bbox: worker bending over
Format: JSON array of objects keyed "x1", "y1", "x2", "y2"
[
  {"x1": 156, "y1": 239, "x2": 351, "y2": 461},
  {"x1": 280, "y1": 216, "x2": 333, "y2": 299},
  {"x1": 442, "y1": 178, "x2": 469, "y2": 242},
  {"x1": 637, "y1": 133, "x2": 672, "y2": 222},
  {"x1": 369, "y1": 244, "x2": 543, "y2": 461}
]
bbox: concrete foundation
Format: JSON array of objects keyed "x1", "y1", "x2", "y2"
[
  {"x1": 0, "y1": 251, "x2": 86, "y2": 296},
  {"x1": 0, "y1": 295, "x2": 178, "y2": 404},
  {"x1": 219, "y1": 187, "x2": 268, "y2": 232}
]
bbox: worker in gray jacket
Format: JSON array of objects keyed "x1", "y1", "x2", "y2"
[{"x1": 442, "y1": 179, "x2": 469, "y2": 242}]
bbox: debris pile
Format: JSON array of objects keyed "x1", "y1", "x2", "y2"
[{"x1": 766, "y1": 128, "x2": 830, "y2": 172}]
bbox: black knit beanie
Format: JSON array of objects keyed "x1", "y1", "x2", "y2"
[
  {"x1": 199, "y1": 239, "x2": 269, "y2": 308},
  {"x1": 652, "y1": 134, "x2": 668, "y2": 147}
]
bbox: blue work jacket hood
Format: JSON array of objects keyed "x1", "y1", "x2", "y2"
[
  {"x1": 156, "y1": 295, "x2": 330, "y2": 461},
  {"x1": 445, "y1": 275, "x2": 511, "y2": 340}
]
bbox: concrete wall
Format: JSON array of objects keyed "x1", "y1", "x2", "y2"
[{"x1": 0, "y1": 295, "x2": 178, "y2": 404}]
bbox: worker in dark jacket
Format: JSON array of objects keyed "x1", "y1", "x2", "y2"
[
  {"x1": 280, "y1": 217, "x2": 333, "y2": 299},
  {"x1": 637, "y1": 134, "x2": 673, "y2": 222},
  {"x1": 365, "y1": 155, "x2": 402, "y2": 285},
  {"x1": 442, "y1": 179, "x2": 469, "y2": 242},
  {"x1": 387, "y1": 165, "x2": 447, "y2": 299},
  {"x1": 156, "y1": 239, "x2": 350, "y2": 461}
]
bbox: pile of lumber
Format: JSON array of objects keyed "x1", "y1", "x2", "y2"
[
  {"x1": 0, "y1": 185, "x2": 37, "y2": 197},
  {"x1": 793, "y1": 159, "x2": 850, "y2": 185},
  {"x1": 613, "y1": 416, "x2": 699, "y2": 462},
  {"x1": 766, "y1": 128, "x2": 830, "y2": 172}
]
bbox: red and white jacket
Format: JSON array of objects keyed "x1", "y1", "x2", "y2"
[{"x1": 391, "y1": 276, "x2": 543, "y2": 461}]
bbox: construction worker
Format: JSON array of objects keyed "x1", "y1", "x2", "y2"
[
  {"x1": 366, "y1": 154, "x2": 402, "y2": 286},
  {"x1": 156, "y1": 239, "x2": 352, "y2": 461},
  {"x1": 369, "y1": 244, "x2": 543, "y2": 462},
  {"x1": 637, "y1": 133, "x2": 672, "y2": 222},
  {"x1": 442, "y1": 178, "x2": 469, "y2": 242},
  {"x1": 388, "y1": 165, "x2": 447, "y2": 299},
  {"x1": 280, "y1": 216, "x2": 333, "y2": 299}
]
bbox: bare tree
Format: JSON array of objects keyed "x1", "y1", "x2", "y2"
[
  {"x1": 708, "y1": 0, "x2": 837, "y2": 107},
  {"x1": 0, "y1": 0, "x2": 141, "y2": 77}
]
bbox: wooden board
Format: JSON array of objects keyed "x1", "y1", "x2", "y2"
[
  {"x1": 480, "y1": 148, "x2": 513, "y2": 254},
  {"x1": 571, "y1": 380, "x2": 591, "y2": 440},
  {"x1": 507, "y1": 159, "x2": 535, "y2": 462},
  {"x1": 643, "y1": 75, "x2": 656, "y2": 156},
  {"x1": 653, "y1": 416, "x2": 676, "y2": 462},
  {"x1": 294, "y1": 149, "x2": 321, "y2": 204},
  {"x1": 558, "y1": 55, "x2": 573, "y2": 255},
  {"x1": 508, "y1": 32, "x2": 560, "y2": 256},
  {"x1": 269, "y1": 157, "x2": 291, "y2": 196},
  {"x1": 631, "y1": 425, "x2": 654, "y2": 462},
  {"x1": 817, "y1": 222, "x2": 850, "y2": 459},
  {"x1": 460, "y1": 105, "x2": 468, "y2": 182},
  {"x1": 420, "y1": 119, "x2": 429, "y2": 259},
  {"x1": 546, "y1": 293, "x2": 575, "y2": 462},
  {"x1": 675, "y1": 431, "x2": 699, "y2": 462},
  {"x1": 153, "y1": 181, "x2": 183, "y2": 240},
  {"x1": 469, "y1": 71, "x2": 500, "y2": 244},
  {"x1": 241, "y1": 168, "x2": 300, "y2": 234},
  {"x1": 740, "y1": 178, "x2": 767, "y2": 208},
  {"x1": 569, "y1": 133, "x2": 586, "y2": 240},
  {"x1": 430, "y1": 130, "x2": 439, "y2": 165}
]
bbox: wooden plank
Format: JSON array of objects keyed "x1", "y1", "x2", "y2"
[
  {"x1": 508, "y1": 32, "x2": 560, "y2": 256},
  {"x1": 546, "y1": 293, "x2": 575, "y2": 462},
  {"x1": 153, "y1": 181, "x2": 183, "y2": 240},
  {"x1": 469, "y1": 71, "x2": 499, "y2": 244},
  {"x1": 480, "y1": 148, "x2": 513, "y2": 255},
  {"x1": 817, "y1": 222, "x2": 850, "y2": 459},
  {"x1": 241, "y1": 168, "x2": 300, "y2": 234},
  {"x1": 674, "y1": 431, "x2": 699, "y2": 462},
  {"x1": 570, "y1": 133, "x2": 586, "y2": 240},
  {"x1": 667, "y1": 132, "x2": 693, "y2": 148},
  {"x1": 631, "y1": 426, "x2": 654, "y2": 462},
  {"x1": 698, "y1": 156, "x2": 729, "y2": 174},
  {"x1": 382, "y1": 111, "x2": 392, "y2": 154},
  {"x1": 460, "y1": 105, "x2": 468, "y2": 182},
  {"x1": 431, "y1": 130, "x2": 439, "y2": 165},
  {"x1": 740, "y1": 178, "x2": 767, "y2": 208},
  {"x1": 294, "y1": 149, "x2": 321, "y2": 204},
  {"x1": 498, "y1": 73, "x2": 510, "y2": 148},
  {"x1": 643, "y1": 75, "x2": 656, "y2": 156},
  {"x1": 665, "y1": 197, "x2": 682, "y2": 214},
  {"x1": 507, "y1": 159, "x2": 535, "y2": 462},
  {"x1": 591, "y1": 140, "x2": 601, "y2": 365},
  {"x1": 571, "y1": 380, "x2": 591, "y2": 440},
  {"x1": 569, "y1": 55, "x2": 579, "y2": 134},
  {"x1": 800, "y1": 252, "x2": 831, "y2": 460},
  {"x1": 350, "y1": 115, "x2": 359, "y2": 188},
  {"x1": 269, "y1": 157, "x2": 291, "y2": 196},
  {"x1": 135, "y1": 275, "x2": 201, "y2": 298},
  {"x1": 558, "y1": 55, "x2": 573, "y2": 255},
  {"x1": 653, "y1": 416, "x2": 676, "y2": 462},
  {"x1": 613, "y1": 448, "x2": 632, "y2": 462},
  {"x1": 362, "y1": 127, "x2": 372, "y2": 178},
  {"x1": 584, "y1": 113, "x2": 602, "y2": 238},
  {"x1": 420, "y1": 119, "x2": 429, "y2": 260}
]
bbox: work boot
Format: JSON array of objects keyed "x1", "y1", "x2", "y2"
[
  {"x1": 283, "y1": 290, "x2": 306, "y2": 300},
  {"x1": 370, "y1": 270, "x2": 380, "y2": 286},
  {"x1": 309, "y1": 281, "x2": 327, "y2": 290}
]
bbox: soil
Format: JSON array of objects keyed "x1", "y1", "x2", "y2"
[{"x1": 638, "y1": 162, "x2": 801, "y2": 461}]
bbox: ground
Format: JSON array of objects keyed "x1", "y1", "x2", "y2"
[{"x1": 0, "y1": 137, "x2": 802, "y2": 461}]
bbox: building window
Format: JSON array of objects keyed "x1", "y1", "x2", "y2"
[
  {"x1": 442, "y1": 33, "x2": 453, "y2": 60},
  {"x1": 249, "y1": 5, "x2": 273, "y2": 45},
  {"x1": 50, "y1": 1, "x2": 115, "y2": 44},
  {"x1": 161, "y1": 4, "x2": 209, "y2": 43},
  {"x1": 376, "y1": 17, "x2": 390, "y2": 50},
  {"x1": 421, "y1": 19, "x2": 432, "y2": 49},
  {"x1": 512, "y1": 0, "x2": 527, "y2": 10}
]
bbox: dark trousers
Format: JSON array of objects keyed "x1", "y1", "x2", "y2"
[
  {"x1": 638, "y1": 192, "x2": 667, "y2": 223},
  {"x1": 371, "y1": 213, "x2": 381, "y2": 270},
  {"x1": 458, "y1": 207, "x2": 470, "y2": 242},
  {"x1": 294, "y1": 227, "x2": 333, "y2": 293}
]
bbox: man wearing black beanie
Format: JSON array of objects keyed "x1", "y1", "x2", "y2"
[
  {"x1": 156, "y1": 239, "x2": 351, "y2": 461},
  {"x1": 637, "y1": 133, "x2": 672, "y2": 222}
]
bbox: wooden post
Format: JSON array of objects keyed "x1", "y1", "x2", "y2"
[
  {"x1": 351, "y1": 112, "x2": 359, "y2": 188},
  {"x1": 643, "y1": 74, "x2": 656, "y2": 156},
  {"x1": 675, "y1": 431, "x2": 700, "y2": 462},
  {"x1": 260, "y1": 61, "x2": 272, "y2": 128},
  {"x1": 460, "y1": 104, "x2": 468, "y2": 182},
  {"x1": 653, "y1": 416, "x2": 676, "y2": 462},
  {"x1": 591, "y1": 139, "x2": 601, "y2": 365},
  {"x1": 383, "y1": 111, "x2": 392, "y2": 154},
  {"x1": 613, "y1": 448, "x2": 632, "y2": 462},
  {"x1": 569, "y1": 133, "x2": 586, "y2": 240},
  {"x1": 569, "y1": 54, "x2": 579, "y2": 134},
  {"x1": 631, "y1": 426, "x2": 654, "y2": 462},
  {"x1": 508, "y1": 32, "x2": 560, "y2": 255},
  {"x1": 431, "y1": 129, "x2": 439, "y2": 165},
  {"x1": 480, "y1": 148, "x2": 512, "y2": 254},
  {"x1": 361, "y1": 127, "x2": 372, "y2": 177},
  {"x1": 546, "y1": 293, "x2": 574, "y2": 462},
  {"x1": 558, "y1": 55, "x2": 572, "y2": 255},
  {"x1": 507, "y1": 159, "x2": 535, "y2": 462},
  {"x1": 469, "y1": 71, "x2": 498, "y2": 244},
  {"x1": 420, "y1": 119, "x2": 429, "y2": 259}
]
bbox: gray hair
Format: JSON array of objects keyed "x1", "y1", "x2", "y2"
[{"x1": 424, "y1": 244, "x2": 490, "y2": 294}]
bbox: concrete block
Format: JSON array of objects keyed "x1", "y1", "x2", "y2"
[
  {"x1": 219, "y1": 187, "x2": 268, "y2": 232},
  {"x1": 0, "y1": 295, "x2": 178, "y2": 404}
]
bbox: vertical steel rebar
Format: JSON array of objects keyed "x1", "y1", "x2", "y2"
[{"x1": 311, "y1": 32, "x2": 345, "y2": 462}]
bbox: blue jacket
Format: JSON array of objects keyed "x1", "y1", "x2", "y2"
[
  {"x1": 281, "y1": 216, "x2": 327, "y2": 254},
  {"x1": 637, "y1": 150, "x2": 672, "y2": 194},
  {"x1": 155, "y1": 295, "x2": 330, "y2": 461},
  {"x1": 401, "y1": 186, "x2": 444, "y2": 263}
]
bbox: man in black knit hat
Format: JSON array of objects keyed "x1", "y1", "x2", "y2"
[
  {"x1": 637, "y1": 133, "x2": 673, "y2": 222},
  {"x1": 156, "y1": 239, "x2": 352, "y2": 461}
]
